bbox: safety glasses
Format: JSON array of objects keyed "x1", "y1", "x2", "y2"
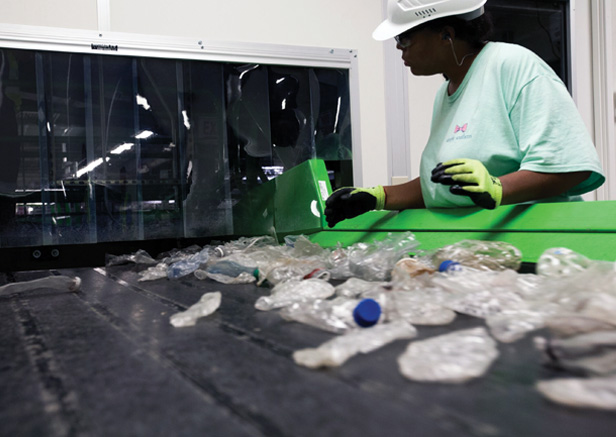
[
  {"x1": 394, "y1": 25, "x2": 429, "y2": 48},
  {"x1": 394, "y1": 31, "x2": 413, "y2": 48}
]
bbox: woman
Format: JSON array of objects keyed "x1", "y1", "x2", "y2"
[{"x1": 324, "y1": 0, "x2": 605, "y2": 228}]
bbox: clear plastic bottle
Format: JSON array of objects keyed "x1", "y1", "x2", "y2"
[
  {"x1": 279, "y1": 297, "x2": 360, "y2": 333},
  {"x1": 255, "y1": 278, "x2": 335, "y2": 311},
  {"x1": 167, "y1": 247, "x2": 210, "y2": 279},
  {"x1": 536, "y1": 247, "x2": 615, "y2": 278},
  {"x1": 426, "y1": 239, "x2": 522, "y2": 271},
  {"x1": 258, "y1": 258, "x2": 329, "y2": 286},
  {"x1": 280, "y1": 297, "x2": 383, "y2": 332},
  {"x1": 215, "y1": 236, "x2": 278, "y2": 257},
  {"x1": 335, "y1": 277, "x2": 388, "y2": 298},
  {"x1": 431, "y1": 260, "x2": 526, "y2": 319},
  {"x1": 293, "y1": 320, "x2": 417, "y2": 369},
  {"x1": 205, "y1": 259, "x2": 259, "y2": 278},
  {"x1": 106, "y1": 249, "x2": 157, "y2": 266},
  {"x1": 169, "y1": 292, "x2": 222, "y2": 327},
  {"x1": 347, "y1": 232, "x2": 420, "y2": 281},
  {"x1": 381, "y1": 290, "x2": 457, "y2": 326}
]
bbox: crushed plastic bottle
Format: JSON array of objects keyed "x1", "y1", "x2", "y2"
[
  {"x1": 486, "y1": 309, "x2": 548, "y2": 343},
  {"x1": 390, "y1": 257, "x2": 436, "y2": 284},
  {"x1": 194, "y1": 269, "x2": 257, "y2": 284},
  {"x1": 544, "y1": 315, "x2": 616, "y2": 339},
  {"x1": 293, "y1": 320, "x2": 417, "y2": 368},
  {"x1": 425, "y1": 239, "x2": 522, "y2": 271},
  {"x1": 214, "y1": 235, "x2": 278, "y2": 257},
  {"x1": 167, "y1": 247, "x2": 210, "y2": 279},
  {"x1": 170, "y1": 291, "x2": 222, "y2": 327},
  {"x1": 397, "y1": 327, "x2": 499, "y2": 383},
  {"x1": 280, "y1": 297, "x2": 360, "y2": 333},
  {"x1": 347, "y1": 232, "x2": 420, "y2": 281},
  {"x1": 201, "y1": 253, "x2": 259, "y2": 284},
  {"x1": 255, "y1": 278, "x2": 335, "y2": 311},
  {"x1": 536, "y1": 330, "x2": 616, "y2": 376},
  {"x1": 326, "y1": 243, "x2": 354, "y2": 280},
  {"x1": 106, "y1": 249, "x2": 157, "y2": 266},
  {"x1": 381, "y1": 290, "x2": 457, "y2": 326},
  {"x1": 158, "y1": 245, "x2": 202, "y2": 265},
  {"x1": 335, "y1": 277, "x2": 388, "y2": 299},
  {"x1": 431, "y1": 267, "x2": 526, "y2": 318},
  {"x1": 536, "y1": 375, "x2": 616, "y2": 410},
  {"x1": 0, "y1": 275, "x2": 81, "y2": 296},
  {"x1": 138, "y1": 263, "x2": 171, "y2": 282},
  {"x1": 257, "y1": 256, "x2": 329, "y2": 286},
  {"x1": 536, "y1": 247, "x2": 615, "y2": 278},
  {"x1": 285, "y1": 234, "x2": 328, "y2": 258},
  {"x1": 576, "y1": 292, "x2": 616, "y2": 325}
]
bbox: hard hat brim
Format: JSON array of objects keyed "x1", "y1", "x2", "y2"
[{"x1": 372, "y1": 5, "x2": 486, "y2": 42}]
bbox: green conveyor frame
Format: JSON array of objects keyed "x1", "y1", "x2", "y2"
[{"x1": 273, "y1": 159, "x2": 616, "y2": 263}]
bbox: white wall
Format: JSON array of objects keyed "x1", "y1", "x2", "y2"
[
  {"x1": 1, "y1": 0, "x2": 391, "y2": 188},
  {"x1": 2, "y1": 0, "x2": 98, "y2": 29}
]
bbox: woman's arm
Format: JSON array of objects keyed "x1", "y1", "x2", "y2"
[
  {"x1": 382, "y1": 170, "x2": 591, "y2": 210},
  {"x1": 500, "y1": 170, "x2": 591, "y2": 205},
  {"x1": 383, "y1": 177, "x2": 426, "y2": 210}
]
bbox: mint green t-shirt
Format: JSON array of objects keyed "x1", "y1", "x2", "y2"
[{"x1": 420, "y1": 42, "x2": 605, "y2": 208}]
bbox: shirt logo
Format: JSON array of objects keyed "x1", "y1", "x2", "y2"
[{"x1": 454, "y1": 123, "x2": 468, "y2": 134}]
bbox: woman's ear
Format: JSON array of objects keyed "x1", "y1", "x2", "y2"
[{"x1": 441, "y1": 26, "x2": 456, "y2": 42}]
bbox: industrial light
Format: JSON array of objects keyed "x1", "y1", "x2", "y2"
[
  {"x1": 110, "y1": 142, "x2": 135, "y2": 154},
  {"x1": 136, "y1": 94, "x2": 151, "y2": 110},
  {"x1": 134, "y1": 130, "x2": 154, "y2": 139},
  {"x1": 76, "y1": 157, "x2": 110, "y2": 178},
  {"x1": 182, "y1": 110, "x2": 191, "y2": 130}
]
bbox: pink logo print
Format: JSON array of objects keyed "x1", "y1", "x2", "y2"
[{"x1": 454, "y1": 123, "x2": 468, "y2": 133}]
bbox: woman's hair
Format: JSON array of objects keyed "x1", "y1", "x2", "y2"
[{"x1": 422, "y1": 12, "x2": 494, "y2": 49}]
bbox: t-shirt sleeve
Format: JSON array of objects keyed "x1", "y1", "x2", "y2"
[{"x1": 509, "y1": 75, "x2": 605, "y2": 196}]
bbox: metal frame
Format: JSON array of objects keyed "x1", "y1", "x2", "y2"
[
  {"x1": 0, "y1": 24, "x2": 357, "y2": 69},
  {"x1": 590, "y1": 0, "x2": 615, "y2": 201}
]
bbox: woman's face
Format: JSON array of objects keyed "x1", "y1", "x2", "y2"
[{"x1": 397, "y1": 27, "x2": 445, "y2": 76}]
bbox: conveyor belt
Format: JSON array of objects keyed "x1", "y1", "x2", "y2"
[{"x1": 1, "y1": 266, "x2": 615, "y2": 437}]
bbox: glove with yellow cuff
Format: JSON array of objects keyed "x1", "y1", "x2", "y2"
[
  {"x1": 324, "y1": 185, "x2": 386, "y2": 227},
  {"x1": 431, "y1": 158, "x2": 502, "y2": 209}
]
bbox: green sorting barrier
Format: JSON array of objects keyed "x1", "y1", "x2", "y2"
[
  {"x1": 232, "y1": 159, "x2": 331, "y2": 238},
  {"x1": 273, "y1": 159, "x2": 331, "y2": 236},
  {"x1": 272, "y1": 159, "x2": 616, "y2": 263}
]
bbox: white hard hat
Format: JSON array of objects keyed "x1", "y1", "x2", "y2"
[{"x1": 373, "y1": 0, "x2": 488, "y2": 41}]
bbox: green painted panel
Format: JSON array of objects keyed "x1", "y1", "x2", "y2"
[
  {"x1": 274, "y1": 159, "x2": 332, "y2": 237},
  {"x1": 327, "y1": 201, "x2": 616, "y2": 232}
]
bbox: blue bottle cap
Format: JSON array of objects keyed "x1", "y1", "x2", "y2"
[
  {"x1": 439, "y1": 260, "x2": 461, "y2": 272},
  {"x1": 353, "y1": 298, "x2": 381, "y2": 328}
]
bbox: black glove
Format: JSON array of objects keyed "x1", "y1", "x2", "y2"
[{"x1": 324, "y1": 186, "x2": 385, "y2": 227}]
